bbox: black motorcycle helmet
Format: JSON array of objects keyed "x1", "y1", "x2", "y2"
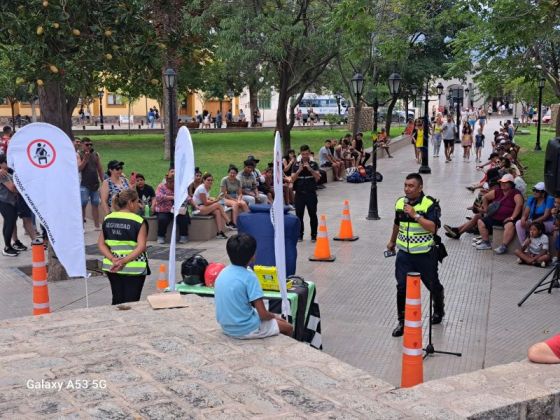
[{"x1": 181, "y1": 255, "x2": 208, "y2": 285}]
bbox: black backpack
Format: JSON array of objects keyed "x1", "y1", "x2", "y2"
[{"x1": 181, "y1": 255, "x2": 208, "y2": 285}]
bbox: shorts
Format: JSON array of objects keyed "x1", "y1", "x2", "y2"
[
  {"x1": 16, "y1": 197, "x2": 32, "y2": 218},
  {"x1": 443, "y1": 139, "x2": 454, "y2": 148},
  {"x1": 80, "y1": 186, "x2": 101, "y2": 207},
  {"x1": 481, "y1": 216, "x2": 513, "y2": 233},
  {"x1": 545, "y1": 334, "x2": 560, "y2": 358},
  {"x1": 237, "y1": 318, "x2": 280, "y2": 340}
]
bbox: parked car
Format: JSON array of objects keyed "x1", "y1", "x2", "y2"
[{"x1": 378, "y1": 108, "x2": 415, "y2": 123}]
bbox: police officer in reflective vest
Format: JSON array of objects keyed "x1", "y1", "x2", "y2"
[
  {"x1": 98, "y1": 189, "x2": 150, "y2": 305},
  {"x1": 387, "y1": 173, "x2": 445, "y2": 337}
]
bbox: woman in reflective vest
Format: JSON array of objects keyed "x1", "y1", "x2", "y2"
[{"x1": 98, "y1": 189, "x2": 149, "y2": 305}]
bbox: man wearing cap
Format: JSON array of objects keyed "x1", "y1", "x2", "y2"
[
  {"x1": 247, "y1": 155, "x2": 270, "y2": 203},
  {"x1": 476, "y1": 173, "x2": 524, "y2": 254},
  {"x1": 292, "y1": 145, "x2": 321, "y2": 242},
  {"x1": 387, "y1": 173, "x2": 445, "y2": 337},
  {"x1": 78, "y1": 138, "x2": 104, "y2": 229},
  {"x1": 237, "y1": 159, "x2": 267, "y2": 206}
]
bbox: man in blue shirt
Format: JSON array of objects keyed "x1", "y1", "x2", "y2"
[{"x1": 214, "y1": 234, "x2": 293, "y2": 339}]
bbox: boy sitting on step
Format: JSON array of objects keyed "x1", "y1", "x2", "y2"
[{"x1": 214, "y1": 233, "x2": 293, "y2": 339}]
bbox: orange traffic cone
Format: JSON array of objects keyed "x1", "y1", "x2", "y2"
[
  {"x1": 309, "y1": 215, "x2": 335, "y2": 262},
  {"x1": 156, "y1": 264, "x2": 169, "y2": 292},
  {"x1": 32, "y1": 239, "x2": 50, "y2": 316},
  {"x1": 401, "y1": 272, "x2": 423, "y2": 388},
  {"x1": 334, "y1": 200, "x2": 359, "y2": 241}
]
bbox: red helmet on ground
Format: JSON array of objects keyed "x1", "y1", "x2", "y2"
[{"x1": 204, "y1": 262, "x2": 226, "y2": 287}]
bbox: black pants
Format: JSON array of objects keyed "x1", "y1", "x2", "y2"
[
  {"x1": 0, "y1": 201, "x2": 17, "y2": 249},
  {"x1": 360, "y1": 152, "x2": 371, "y2": 166},
  {"x1": 294, "y1": 192, "x2": 318, "y2": 239},
  {"x1": 156, "y1": 212, "x2": 189, "y2": 238},
  {"x1": 107, "y1": 272, "x2": 146, "y2": 305},
  {"x1": 395, "y1": 249, "x2": 444, "y2": 321}
]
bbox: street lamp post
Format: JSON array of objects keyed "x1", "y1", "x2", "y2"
[
  {"x1": 351, "y1": 73, "x2": 364, "y2": 136},
  {"x1": 436, "y1": 82, "x2": 444, "y2": 114},
  {"x1": 535, "y1": 77, "x2": 545, "y2": 151},
  {"x1": 164, "y1": 68, "x2": 177, "y2": 168},
  {"x1": 410, "y1": 84, "x2": 418, "y2": 114},
  {"x1": 419, "y1": 80, "x2": 431, "y2": 174},
  {"x1": 97, "y1": 90, "x2": 104, "y2": 130},
  {"x1": 365, "y1": 72, "x2": 400, "y2": 221}
]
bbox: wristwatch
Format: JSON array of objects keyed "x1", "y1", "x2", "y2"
[{"x1": 414, "y1": 214, "x2": 422, "y2": 221}]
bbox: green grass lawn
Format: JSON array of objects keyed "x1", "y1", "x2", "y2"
[
  {"x1": 88, "y1": 126, "x2": 404, "y2": 194},
  {"x1": 514, "y1": 124, "x2": 557, "y2": 189}
]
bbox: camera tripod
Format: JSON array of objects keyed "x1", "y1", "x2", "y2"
[
  {"x1": 423, "y1": 286, "x2": 462, "y2": 359},
  {"x1": 517, "y1": 262, "x2": 559, "y2": 307}
]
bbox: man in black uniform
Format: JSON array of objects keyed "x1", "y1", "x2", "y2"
[
  {"x1": 386, "y1": 173, "x2": 445, "y2": 337},
  {"x1": 291, "y1": 145, "x2": 321, "y2": 242}
]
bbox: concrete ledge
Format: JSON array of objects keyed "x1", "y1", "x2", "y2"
[
  {"x1": 366, "y1": 135, "x2": 411, "y2": 159},
  {"x1": 1, "y1": 300, "x2": 559, "y2": 418}
]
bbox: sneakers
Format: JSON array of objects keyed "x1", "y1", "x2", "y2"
[
  {"x1": 2, "y1": 247, "x2": 19, "y2": 257},
  {"x1": 476, "y1": 241, "x2": 492, "y2": 250},
  {"x1": 517, "y1": 258, "x2": 523, "y2": 264},
  {"x1": 178, "y1": 236, "x2": 188, "y2": 244},
  {"x1": 157, "y1": 237, "x2": 165, "y2": 244},
  {"x1": 443, "y1": 225, "x2": 460, "y2": 239},
  {"x1": 311, "y1": 236, "x2": 317, "y2": 243},
  {"x1": 494, "y1": 244, "x2": 507, "y2": 254},
  {"x1": 541, "y1": 261, "x2": 547, "y2": 268},
  {"x1": 216, "y1": 231, "x2": 227, "y2": 239},
  {"x1": 226, "y1": 222, "x2": 237, "y2": 231},
  {"x1": 12, "y1": 240, "x2": 28, "y2": 251}
]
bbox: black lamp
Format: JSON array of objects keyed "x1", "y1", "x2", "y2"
[{"x1": 164, "y1": 68, "x2": 177, "y2": 168}]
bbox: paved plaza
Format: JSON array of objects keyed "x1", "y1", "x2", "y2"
[{"x1": 0, "y1": 118, "x2": 558, "y2": 389}]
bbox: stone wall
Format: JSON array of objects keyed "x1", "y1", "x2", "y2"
[
  {"x1": 1, "y1": 297, "x2": 559, "y2": 418},
  {"x1": 347, "y1": 106, "x2": 373, "y2": 133}
]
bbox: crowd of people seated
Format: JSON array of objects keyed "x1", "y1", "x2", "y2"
[{"x1": 442, "y1": 119, "x2": 559, "y2": 266}]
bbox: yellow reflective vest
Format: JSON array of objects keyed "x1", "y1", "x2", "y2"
[
  {"x1": 102, "y1": 211, "x2": 148, "y2": 275},
  {"x1": 395, "y1": 195, "x2": 435, "y2": 254}
]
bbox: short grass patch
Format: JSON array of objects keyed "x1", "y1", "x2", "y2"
[
  {"x1": 514, "y1": 124, "x2": 557, "y2": 188},
  {"x1": 87, "y1": 126, "x2": 404, "y2": 194}
]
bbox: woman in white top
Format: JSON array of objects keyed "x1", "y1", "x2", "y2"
[{"x1": 193, "y1": 173, "x2": 228, "y2": 239}]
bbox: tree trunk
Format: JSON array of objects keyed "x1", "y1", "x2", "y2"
[
  {"x1": 276, "y1": 93, "x2": 291, "y2": 152},
  {"x1": 128, "y1": 98, "x2": 131, "y2": 135},
  {"x1": 353, "y1": 101, "x2": 362, "y2": 138},
  {"x1": 556, "y1": 107, "x2": 560, "y2": 137},
  {"x1": 10, "y1": 100, "x2": 16, "y2": 132},
  {"x1": 385, "y1": 96, "x2": 398, "y2": 135},
  {"x1": 373, "y1": 98, "x2": 379, "y2": 133},
  {"x1": 249, "y1": 86, "x2": 258, "y2": 128}
]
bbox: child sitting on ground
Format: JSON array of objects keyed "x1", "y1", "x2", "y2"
[
  {"x1": 515, "y1": 221, "x2": 551, "y2": 267},
  {"x1": 214, "y1": 233, "x2": 293, "y2": 339}
]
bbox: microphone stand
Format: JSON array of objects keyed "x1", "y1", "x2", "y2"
[{"x1": 423, "y1": 254, "x2": 462, "y2": 359}]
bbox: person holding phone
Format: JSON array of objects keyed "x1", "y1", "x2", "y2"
[
  {"x1": 291, "y1": 144, "x2": 321, "y2": 242},
  {"x1": 78, "y1": 138, "x2": 104, "y2": 229}
]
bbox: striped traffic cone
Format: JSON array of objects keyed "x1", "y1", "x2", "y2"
[
  {"x1": 401, "y1": 272, "x2": 423, "y2": 388},
  {"x1": 32, "y1": 239, "x2": 50, "y2": 316},
  {"x1": 309, "y1": 215, "x2": 336, "y2": 262},
  {"x1": 334, "y1": 200, "x2": 359, "y2": 241},
  {"x1": 156, "y1": 264, "x2": 168, "y2": 292}
]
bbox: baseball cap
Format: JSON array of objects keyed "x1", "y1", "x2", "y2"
[
  {"x1": 246, "y1": 155, "x2": 260, "y2": 163},
  {"x1": 107, "y1": 160, "x2": 124, "y2": 170},
  {"x1": 533, "y1": 182, "x2": 546, "y2": 191},
  {"x1": 498, "y1": 174, "x2": 515, "y2": 183}
]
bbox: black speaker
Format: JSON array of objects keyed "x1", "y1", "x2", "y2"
[{"x1": 544, "y1": 137, "x2": 560, "y2": 196}]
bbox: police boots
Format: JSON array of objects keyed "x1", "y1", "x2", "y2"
[{"x1": 391, "y1": 292, "x2": 406, "y2": 337}]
